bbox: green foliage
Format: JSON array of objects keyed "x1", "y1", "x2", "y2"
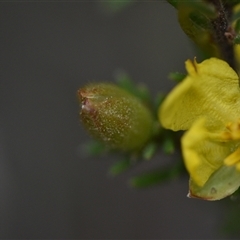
[
  {"x1": 83, "y1": 140, "x2": 108, "y2": 156},
  {"x1": 234, "y1": 18, "x2": 240, "y2": 44},
  {"x1": 234, "y1": 34, "x2": 240, "y2": 44},
  {"x1": 189, "y1": 10, "x2": 211, "y2": 30},
  {"x1": 168, "y1": 72, "x2": 186, "y2": 83},
  {"x1": 115, "y1": 71, "x2": 152, "y2": 105},
  {"x1": 232, "y1": 10, "x2": 240, "y2": 22},
  {"x1": 130, "y1": 162, "x2": 185, "y2": 188},
  {"x1": 166, "y1": 0, "x2": 178, "y2": 8},
  {"x1": 109, "y1": 158, "x2": 133, "y2": 176},
  {"x1": 176, "y1": 1, "x2": 221, "y2": 59},
  {"x1": 235, "y1": 18, "x2": 240, "y2": 33},
  {"x1": 142, "y1": 142, "x2": 158, "y2": 160},
  {"x1": 172, "y1": 1, "x2": 216, "y2": 18},
  {"x1": 225, "y1": 0, "x2": 240, "y2": 6},
  {"x1": 162, "y1": 136, "x2": 175, "y2": 154}
]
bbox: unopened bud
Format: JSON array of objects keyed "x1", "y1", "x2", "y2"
[{"x1": 78, "y1": 83, "x2": 154, "y2": 151}]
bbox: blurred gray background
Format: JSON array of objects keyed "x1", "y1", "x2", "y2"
[{"x1": 0, "y1": 1, "x2": 228, "y2": 239}]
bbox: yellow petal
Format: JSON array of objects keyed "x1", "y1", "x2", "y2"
[
  {"x1": 224, "y1": 147, "x2": 240, "y2": 166},
  {"x1": 159, "y1": 58, "x2": 240, "y2": 132},
  {"x1": 222, "y1": 119, "x2": 240, "y2": 141},
  {"x1": 181, "y1": 118, "x2": 235, "y2": 187},
  {"x1": 183, "y1": 118, "x2": 240, "y2": 200}
]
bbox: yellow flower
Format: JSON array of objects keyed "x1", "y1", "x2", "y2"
[{"x1": 159, "y1": 57, "x2": 240, "y2": 200}]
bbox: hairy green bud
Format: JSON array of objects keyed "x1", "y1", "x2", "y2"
[{"x1": 78, "y1": 83, "x2": 154, "y2": 151}]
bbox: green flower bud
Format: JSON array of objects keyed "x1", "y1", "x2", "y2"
[{"x1": 78, "y1": 83, "x2": 154, "y2": 151}]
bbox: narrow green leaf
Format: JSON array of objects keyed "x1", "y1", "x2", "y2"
[
  {"x1": 177, "y1": 3, "x2": 219, "y2": 58},
  {"x1": 162, "y1": 136, "x2": 175, "y2": 154},
  {"x1": 234, "y1": 34, "x2": 240, "y2": 44},
  {"x1": 225, "y1": 0, "x2": 240, "y2": 7},
  {"x1": 130, "y1": 163, "x2": 185, "y2": 188},
  {"x1": 235, "y1": 18, "x2": 240, "y2": 33},
  {"x1": 168, "y1": 72, "x2": 186, "y2": 83},
  {"x1": 178, "y1": 1, "x2": 216, "y2": 19},
  {"x1": 84, "y1": 140, "x2": 107, "y2": 156},
  {"x1": 115, "y1": 71, "x2": 151, "y2": 103},
  {"x1": 109, "y1": 158, "x2": 132, "y2": 176},
  {"x1": 232, "y1": 11, "x2": 240, "y2": 22},
  {"x1": 142, "y1": 142, "x2": 158, "y2": 160},
  {"x1": 166, "y1": 0, "x2": 178, "y2": 8},
  {"x1": 189, "y1": 10, "x2": 211, "y2": 30}
]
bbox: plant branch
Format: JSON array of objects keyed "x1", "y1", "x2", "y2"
[{"x1": 205, "y1": 0, "x2": 235, "y2": 70}]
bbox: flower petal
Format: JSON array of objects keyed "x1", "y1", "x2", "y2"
[
  {"x1": 159, "y1": 58, "x2": 240, "y2": 131},
  {"x1": 181, "y1": 118, "x2": 233, "y2": 187},
  {"x1": 182, "y1": 118, "x2": 240, "y2": 200}
]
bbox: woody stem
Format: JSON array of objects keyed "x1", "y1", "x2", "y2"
[{"x1": 205, "y1": 0, "x2": 235, "y2": 70}]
